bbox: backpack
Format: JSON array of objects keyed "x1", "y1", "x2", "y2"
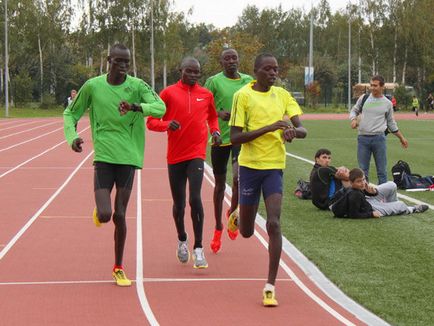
[
  {"x1": 391, "y1": 160, "x2": 411, "y2": 188},
  {"x1": 294, "y1": 179, "x2": 312, "y2": 199},
  {"x1": 329, "y1": 187, "x2": 351, "y2": 218},
  {"x1": 400, "y1": 172, "x2": 434, "y2": 189}
]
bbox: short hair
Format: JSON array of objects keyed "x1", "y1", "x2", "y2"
[
  {"x1": 109, "y1": 43, "x2": 129, "y2": 56},
  {"x1": 180, "y1": 56, "x2": 200, "y2": 69},
  {"x1": 220, "y1": 48, "x2": 238, "y2": 58},
  {"x1": 314, "y1": 148, "x2": 331, "y2": 159},
  {"x1": 371, "y1": 75, "x2": 385, "y2": 86},
  {"x1": 349, "y1": 168, "x2": 365, "y2": 182},
  {"x1": 254, "y1": 53, "x2": 275, "y2": 70}
]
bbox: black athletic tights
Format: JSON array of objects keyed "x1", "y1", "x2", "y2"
[{"x1": 167, "y1": 158, "x2": 204, "y2": 249}]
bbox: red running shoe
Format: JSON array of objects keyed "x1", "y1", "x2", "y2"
[{"x1": 210, "y1": 229, "x2": 223, "y2": 253}]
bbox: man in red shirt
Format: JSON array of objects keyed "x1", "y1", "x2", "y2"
[{"x1": 147, "y1": 57, "x2": 221, "y2": 269}]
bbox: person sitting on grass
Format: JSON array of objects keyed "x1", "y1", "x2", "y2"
[
  {"x1": 310, "y1": 148, "x2": 350, "y2": 210},
  {"x1": 334, "y1": 168, "x2": 429, "y2": 219}
]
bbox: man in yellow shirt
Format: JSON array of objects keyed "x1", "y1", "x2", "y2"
[{"x1": 229, "y1": 53, "x2": 307, "y2": 307}]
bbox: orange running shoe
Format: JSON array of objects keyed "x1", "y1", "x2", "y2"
[
  {"x1": 226, "y1": 209, "x2": 239, "y2": 240},
  {"x1": 210, "y1": 229, "x2": 223, "y2": 253}
]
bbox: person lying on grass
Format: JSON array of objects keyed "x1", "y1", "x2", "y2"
[{"x1": 332, "y1": 168, "x2": 428, "y2": 218}]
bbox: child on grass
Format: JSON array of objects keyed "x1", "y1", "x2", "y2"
[{"x1": 334, "y1": 168, "x2": 428, "y2": 218}]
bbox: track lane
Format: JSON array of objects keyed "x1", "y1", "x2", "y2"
[
  {"x1": 0, "y1": 117, "x2": 384, "y2": 325},
  {"x1": 139, "y1": 131, "x2": 365, "y2": 325}
]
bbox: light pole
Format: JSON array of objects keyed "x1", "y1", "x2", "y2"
[
  {"x1": 4, "y1": 0, "x2": 9, "y2": 117},
  {"x1": 150, "y1": 0, "x2": 155, "y2": 89},
  {"x1": 348, "y1": 3, "x2": 352, "y2": 111}
]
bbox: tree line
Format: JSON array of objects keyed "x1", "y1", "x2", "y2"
[{"x1": 1, "y1": 0, "x2": 433, "y2": 108}]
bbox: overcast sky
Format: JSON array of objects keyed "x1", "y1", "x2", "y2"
[{"x1": 173, "y1": 0, "x2": 350, "y2": 29}]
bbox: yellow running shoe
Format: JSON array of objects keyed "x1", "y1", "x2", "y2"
[
  {"x1": 112, "y1": 268, "x2": 132, "y2": 287},
  {"x1": 92, "y1": 207, "x2": 101, "y2": 227},
  {"x1": 226, "y1": 209, "x2": 239, "y2": 240},
  {"x1": 263, "y1": 290, "x2": 278, "y2": 307}
]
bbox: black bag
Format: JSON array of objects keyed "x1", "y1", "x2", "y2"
[
  {"x1": 329, "y1": 187, "x2": 351, "y2": 218},
  {"x1": 391, "y1": 160, "x2": 411, "y2": 188},
  {"x1": 400, "y1": 172, "x2": 434, "y2": 189},
  {"x1": 294, "y1": 179, "x2": 312, "y2": 199}
]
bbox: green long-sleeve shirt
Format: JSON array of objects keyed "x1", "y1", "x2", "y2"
[{"x1": 64, "y1": 74, "x2": 166, "y2": 168}]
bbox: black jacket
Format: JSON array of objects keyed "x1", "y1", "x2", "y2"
[
  {"x1": 347, "y1": 189, "x2": 374, "y2": 219},
  {"x1": 310, "y1": 163, "x2": 342, "y2": 210}
]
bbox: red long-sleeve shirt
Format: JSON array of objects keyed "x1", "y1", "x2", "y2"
[{"x1": 147, "y1": 80, "x2": 220, "y2": 164}]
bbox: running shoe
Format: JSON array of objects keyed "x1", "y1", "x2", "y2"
[
  {"x1": 192, "y1": 247, "x2": 208, "y2": 269},
  {"x1": 177, "y1": 238, "x2": 190, "y2": 264},
  {"x1": 414, "y1": 204, "x2": 429, "y2": 213},
  {"x1": 210, "y1": 229, "x2": 223, "y2": 254},
  {"x1": 226, "y1": 209, "x2": 239, "y2": 240},
  {"x1": 112, "y1": 268, "x2": 132, "y2": 287},
  {"x1": 92, "y1": 207, "x2": 101, "y2": 227},
  {"x1": 262, "y1": 289, "x2": 278, "y2": 307}
]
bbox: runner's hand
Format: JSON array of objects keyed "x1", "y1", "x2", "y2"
[
  {"x1": 72, "y1": 138, "x2": 84, "y2": 152},
  {"x1": 119, "y1": 101, "x2": 131, "y2": 115},
  {"x1": 218, "y1": 110, "x2": 231, "y2": 121},
  {"x1": 269, "y1": 120, "x2": 289, "y2": 132},
  {"x1": 211, "y1": 132, "x2": 222, "y2": 146},
  {"x1": 283, "y1": 126, "x2": 296, "y2": 142}
]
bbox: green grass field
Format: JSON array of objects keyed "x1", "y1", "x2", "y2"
[
  {"x1": 1, "y1": 106, "x2": 64, "y2": 118},
  {"x1": 265, "y1": 119, "x2": 434, "y2": 325}
]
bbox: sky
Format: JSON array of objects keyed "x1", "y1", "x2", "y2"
[{"x1": 173, "y1": 0, "x2": 351, "y2": 29}]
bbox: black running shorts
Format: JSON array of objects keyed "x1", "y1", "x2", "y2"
[{"x1": 94, "y1": 162, "x2": 136, "y2": 191}]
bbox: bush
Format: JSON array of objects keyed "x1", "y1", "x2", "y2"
[
  {"x1": 39, "y1": 93, "x2": 57, "y2": 109},
  {"x1": 394, "y1": 85, "x2": 411, "y2": 109},
  {"x1": 11, "y1": 71, "x2": 34, "y2": 104}
]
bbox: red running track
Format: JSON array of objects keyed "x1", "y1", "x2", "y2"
[{"x1": 0, "y1": 117, "x2": 385, "y2": 325}]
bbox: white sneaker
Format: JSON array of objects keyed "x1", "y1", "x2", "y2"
[
  {"x1": 192, "y1": 247, "x2": 208, "y2": 269},
  {"x1": 177, "y1": 238, "x2": 190, "y2": 264}
]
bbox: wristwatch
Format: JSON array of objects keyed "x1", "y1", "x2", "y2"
[{"x1": 131, "y1": 103, "x2": 142, "y2": 112}]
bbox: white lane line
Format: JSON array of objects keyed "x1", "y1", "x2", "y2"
[
  {"x1": 254, "y1": 229, "x2": 356, "y2": 326},
  {"x1": 39, "y1": 215, "x2": 136, "y2": 220},
  {"x1": 0, "y1": 120, "x2": 44, "y2": 131},
  {"x1": 0, "y1": 127, "x2": 64, "y2": 152},
  {"x1": 203, "y1": 164, "x2": 363, "y2": 326},
  {"x1": 136, "y1": 170, "x2": 160, "y2": 326},
  {"x1": 285, "y1": 152, "x2": 434, "y2": 209},
  {"x1": 0, "y1": 121, "x2": 60, "y2": 140},
  {"x1": 0, "y1": 167, "x2": 93, "y2": 170},
  {"x1": 0, "y1": 126, "x2": 90, "y2": 179},
  {"x1": 0, "y1": 278, "x2": 293, "y2": 286},
  {"x1": 0, "y1": 151, "x2": 94, "y2": 261}
]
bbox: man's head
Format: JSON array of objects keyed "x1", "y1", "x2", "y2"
[
  {"x1": 70, "y1": 89, "x2": 77, "y2": 98},
  {"x1": 314, "y1": 148, "x2": 332, "y2": 167},
  {"x1": 253, "y1": 53, "x2": 278, "y2": 89},
  {"x1": 370, "y1": 75, "x2": 385, "y2": 97},
  {"x1": 220, "y1": 48, "x2": 239, "y2": 77},
  {"x1": 108, "y1": 44, "x2": 130, "y2": 77},
  {"x1": 349, "y1": 168, "x2": 366, "y2": 190},
  {"x1": 180, "y1": 57, "x2": 201, "y2": 86}
]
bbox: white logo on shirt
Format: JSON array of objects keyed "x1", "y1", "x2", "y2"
[{"x1": 196, "y1": 98, "x2": 205, "y2": 102}]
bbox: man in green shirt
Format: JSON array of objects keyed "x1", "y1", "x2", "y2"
[
  {"x1": 63, "y1": 44, "x2": 166, "y2": 286},
  {"x1": 204, "y1": 48, "x2": 253, "y2": 253}
]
